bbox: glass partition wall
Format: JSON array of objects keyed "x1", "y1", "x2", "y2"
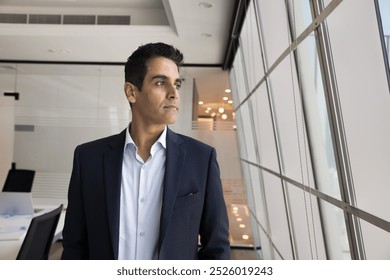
[{"x1": 230, "y1": 0, "x2": 390, "y2": 259}]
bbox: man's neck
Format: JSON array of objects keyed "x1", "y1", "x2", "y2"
[{"x1": 129, "y1": 122, "x2": 165, "y2": 162}]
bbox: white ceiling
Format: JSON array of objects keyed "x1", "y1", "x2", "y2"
[
  {"x1": 0, "y1": 0, "x2": 235, "y2": 64},
  {"x1": 0, "y1": 0, "x2": 236, "y2": 112}
]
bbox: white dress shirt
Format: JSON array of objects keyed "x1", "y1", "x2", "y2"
[{"x1": 118, "y1": 125, "x2": 167, "y2": 259}]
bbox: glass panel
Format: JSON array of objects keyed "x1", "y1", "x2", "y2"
[
  {"x1": 256, "y1": 0, "x2": 290, "y2": 67},
  {"x1": 258, "y1": 224, "x2": 272, "y2": 259},
  {"x1": 288, "y1": 0, "x2": 313, "y2": 37},
  {"x1": 248, "y1": 165, "x2": 267, "y2": 232},
  {"x1": 240, "y1": 0, "x2": 265, "y2": 92},
  {"x1": 319, "y1": 200, "x2": 350, "y2": 259},
  {"x1": 8, "y1": 64, "x2": 130, "y2": 206},
  {"x1": 377, "y1": 0, "x2": 390, "y2": 87},
  {"x1": 234, "y1": 110, "x2": 248, "y2": 161},
  {"x1": 250, "y1": 84, "x2": 279, "y2": 172},
  {"x1": 0, "y1": 64, "x2": 17, "y2": 184},
  {"x1": 286, "y1": 183, "x2": 327, "y2": 259},
  {"x1": 296, "y1": 33, "x2": 342, "y2": 199},
  {"x1": 238, "y1": 102, "x2": 257, "y2": 163},
  {"x1": 232, "y1": 47, "x2": 249, "y2": 104},
  {"x1": 268, "y1": 56, "x2": 312, "y2": 185},
  {"x1": 263, "y1": 172, "x2": 293, "y2": 259},
  {"x1": 326, "y1": 0, "x2": 390, "y2": 223},
  {"x1": 378, "y1": 0, "x2": 390, "y2": 52}
]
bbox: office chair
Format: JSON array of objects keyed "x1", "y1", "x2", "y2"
[
  {"x1": 2, "y1": 169, "x2": 35, "y2": 192},
  {"x1": 16, "y1": 204, "x2": 63, "y2": 260}
]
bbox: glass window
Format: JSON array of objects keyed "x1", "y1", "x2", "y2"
[
  {"x1": 326, "y1": 0, "x2": 390, "y2": 222},
  {"x1": 377, "y1": 0, "x2": 390, "y2": 89},
  {"x1": 296, "y1": 33, "x2": 342, "y2": 200},
  {"x1": 262, "y1": 172, "x2": 294, "y2": 259},
  {"x1": 240, "y1": 0, "x2": 265, "y2": 92},
  {"x1": 250, "y1": 84, "x2": 279, "y2": 172},
  {"x1": 268, "y1": 56, "x2": 312, "y2": 185},
  {"x1": 256, "y1": 0, "x2": 291, "y2": 67},
  {"x1": 287, "y1": 183, "x2": 327, "y2": 259}
]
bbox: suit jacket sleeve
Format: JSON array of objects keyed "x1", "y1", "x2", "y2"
[
  {"x1": 198, "y1": 148, "x2": 230, "y2": 259},
  {"x1": 61, "y1": 146, "x2": 89, "y2": 259}
]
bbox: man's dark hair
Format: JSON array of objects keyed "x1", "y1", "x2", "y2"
[{"x1": 124, "y1": 42, "x2": 184, "y2": 91}]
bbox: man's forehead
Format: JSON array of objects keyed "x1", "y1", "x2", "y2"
[{"x1": 146, "y1": 57, "x2": 180, "y2": 77}]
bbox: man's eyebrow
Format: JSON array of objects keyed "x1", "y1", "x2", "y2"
[
  {"x1": 152, "y1": 74, "x2": 182, "y2": 83},
  {"x1": 151, "y1": 74, "x2": 168, "y2": 80}
]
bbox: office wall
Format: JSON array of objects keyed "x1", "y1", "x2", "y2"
[{"x1": 230, "y1": 0, "x2": 390, "y2": 259}]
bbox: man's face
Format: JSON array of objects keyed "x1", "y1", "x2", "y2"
[{"x1": 127, "y1": 57, "x2": 182, "y2": 126}]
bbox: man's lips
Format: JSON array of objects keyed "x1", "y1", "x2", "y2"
[{"x1": 163, "y1": 105, "x2": 179, "y2": 110}]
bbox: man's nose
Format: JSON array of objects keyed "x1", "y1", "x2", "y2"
[{"x1": 167, "y1": 85, "x2": 179, "y2": 99}]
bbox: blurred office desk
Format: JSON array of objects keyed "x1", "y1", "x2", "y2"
[{"x1": 0, "y1": 207, "x2": 65, "y2": 259}]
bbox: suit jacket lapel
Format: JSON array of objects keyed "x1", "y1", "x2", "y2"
[
  {"x1": 104, "y1": 129, "x2": 126, "y2": 259},
  {"x1": 159, "y1": 128, "x2": 186, "y2": 250}
]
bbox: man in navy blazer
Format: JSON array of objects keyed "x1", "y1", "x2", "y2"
[{"x1": 61, "y1": 43, "x2": 230, "y2": 260}]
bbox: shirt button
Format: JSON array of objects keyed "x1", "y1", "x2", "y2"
[
  {"x1": 140, "y1": 232, "x2": 145, "y2": 237},
  {"x1": 140, "y1": 197, "x2": 145, "y2": 203}
]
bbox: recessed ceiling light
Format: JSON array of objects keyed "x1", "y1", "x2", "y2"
[
  {"x1": 228, "y1": 100, "x2": 233, "y2": 104},
  {"x1": 61, "y1": 49, "x2": 72, "y2": 54},
  {"x1": 198, "y1": 101, "x2": 204, "y2": 105},
  {"x1": 199, "y1": 2, "x2": 213, "y2": 8},
  {"x1": 225, "y1": 89, "x2": 231, "y2": 93},
  {"x1": 223, "y1": 96, "x2": 228, "y2": 101},
  {"x1": 201, "y1": 33, "x2": 212, "y2": 38},
  {"x1": 242, "y1": 234, "x2": 249, "y2": 240}
]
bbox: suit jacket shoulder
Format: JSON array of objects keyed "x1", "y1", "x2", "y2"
[{"x1": 75, "y1": 129, "x2": 126, "y2": 154}]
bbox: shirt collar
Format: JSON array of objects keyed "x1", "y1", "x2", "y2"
[{"x1": 124, "y1": 124, "x2": 167, "y2": 152}]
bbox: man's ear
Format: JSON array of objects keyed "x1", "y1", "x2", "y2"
[{"x1": 124, "y1": 82, "x2": 136, "y2": 104}]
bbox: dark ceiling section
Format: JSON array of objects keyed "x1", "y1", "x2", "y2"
[{"x1": 222, "y1": 0, "x2": 251, "y2": 70}]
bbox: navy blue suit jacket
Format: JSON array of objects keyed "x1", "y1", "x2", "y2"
[{"x1": 61, "y1": 128, "x2": 230, "y2": 259}]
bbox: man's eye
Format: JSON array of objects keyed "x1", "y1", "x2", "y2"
[
  {"x1": 156, "y1": 80, "x2": 165, "y2": 86},
  {"x1": 175, "y1": 83, "x2": 181, "y2": 90}
]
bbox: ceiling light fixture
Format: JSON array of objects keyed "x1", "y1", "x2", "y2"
[
  {"x1": 198, "y1": 101, "x2": 204, "y2": 105},
  {"x1": 225, "y1": 89, "x2": 231, "y2": 93},
  {"x1": 218, "y1": 107, "x2": 224, "y2": 113},
  {"x1": 199, "y1": 2, "x2": 213, "y2": 8},
  {"x1": 242, "y1": 234, "x2": 249, "y2": 240},
  {"x1": 223, "y1": 96, "x2": 228, "y2": 101}
]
